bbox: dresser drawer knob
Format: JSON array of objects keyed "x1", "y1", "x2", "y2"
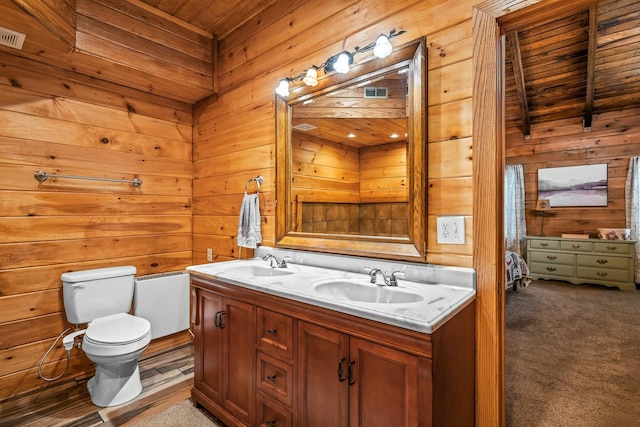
[
  {"x1": 596, "y1": 272, "x2": 608, "y2": 277},
  {"x1": 596, "y1": 259, "x2": 608, "y2": 264},
  {"x1": 572, "y1": 244, "x2": 581, "y2": 249},
  {"x1": 540, "y1": 243, "x2": 549, "y2": 247},
  {"x1": 546, "y1": 267, "x2": 557, "y2": 272},
  {"x1": 606, "y1": 246, "x2": 618, "y2": 251},
  {"x1": 546, "y1": 255, "x2": 557, "y2": 260}
]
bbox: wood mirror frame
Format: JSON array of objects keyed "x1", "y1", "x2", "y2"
[{"x1": 276, "y1": 38, "x2": 426, "y2": 261}]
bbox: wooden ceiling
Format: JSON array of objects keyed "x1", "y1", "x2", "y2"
[{"x1": 504, "y1": 0, "x2": 640, "y2": 137}]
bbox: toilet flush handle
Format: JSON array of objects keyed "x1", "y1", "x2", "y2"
[{"x1": 62, "y1": 330, "x2": 86, "y2": 351}]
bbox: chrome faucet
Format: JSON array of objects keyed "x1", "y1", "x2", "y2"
[
  {"x1": 262, "y1": 254, "x2": 290, "y2": 268},
  {"x1": 365, "y1": 268, "x2": 405, "y2": 286}
]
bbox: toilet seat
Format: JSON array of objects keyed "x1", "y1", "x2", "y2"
[{"x1": 83, "y1": 313, "x2": 151, "y2": 357}]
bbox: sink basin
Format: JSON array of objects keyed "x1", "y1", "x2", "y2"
[
  {"x1": 313, "y1": 279, "x2": 424, "y2": 304},
  {"x1": 219, "y1": 265, "x2": 295, "y2": 277}
]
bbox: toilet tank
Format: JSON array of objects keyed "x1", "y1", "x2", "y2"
[{"x1": 62, "y1": 266, "x2": 137, "y2": 324}]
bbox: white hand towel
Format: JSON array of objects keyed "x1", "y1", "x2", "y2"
[{"x1": 237, "y1": 193, "x2": 262, "y2": 248}]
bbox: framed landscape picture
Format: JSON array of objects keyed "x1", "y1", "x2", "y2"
[{"x1": 537, "y1": 164, "x2": 608, "y2": 207}]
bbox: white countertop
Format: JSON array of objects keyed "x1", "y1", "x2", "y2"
[{"x1": 187, "y1": 249, "x2": 475, "y2": 334}]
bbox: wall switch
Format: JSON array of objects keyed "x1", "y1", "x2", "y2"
[
  {"x1": 436, "y1": 216, "x2": 466, "y2": 244},
  {"x1": 206, "y1": 248, "x2": 213, "y2": 262}
]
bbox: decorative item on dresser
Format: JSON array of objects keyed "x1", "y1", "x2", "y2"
[{"x1": 526, "y1": 236, "x2": 637, "y2": 291}]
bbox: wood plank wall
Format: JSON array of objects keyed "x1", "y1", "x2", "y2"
[
  {"x1": 193, "y1": 0, "x2": 476, "y2": 268},
  {"x1": 505, "y1": 107, "x2": 640, "y2": 238},
  {"x1": 0, "y1": 52, "x2": 193, "y2": 401}
]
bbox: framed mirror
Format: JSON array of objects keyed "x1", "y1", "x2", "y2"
[{"x1": 276, "y1": 38, "x2": 426, "y2": 260}]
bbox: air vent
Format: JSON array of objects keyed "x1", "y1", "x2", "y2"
[
  {"x1": 363, "y1": 87, "x2": 388, "y2": 98},
  {"x1": 293, "y1": 123, "x2": 317, "y2": 131},
  {"x1": 0, "y1": 26, "x2": 26, "y2": 50}
]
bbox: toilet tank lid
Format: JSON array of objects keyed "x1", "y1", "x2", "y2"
[{"x1": 61, "y1": 266, "x2": 137, "y2": 283}]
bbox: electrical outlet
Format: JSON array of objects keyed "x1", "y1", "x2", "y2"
[
  {"x1": 436, "y1": 216, "x2": 466, "y2": 244},
  {"x1": 206, "y1": 248, "x2": 213, "y2": 262}
]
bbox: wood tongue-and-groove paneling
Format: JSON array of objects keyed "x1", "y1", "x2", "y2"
[{"x1": 0, "y1": 49, "x2": 193, "y2": 400}]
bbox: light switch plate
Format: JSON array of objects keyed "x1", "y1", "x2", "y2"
[
  {"x1": 436, "y1": 216, "x2": 466, "y2": 244},
  {"x1": 207, "y1": 248, "x2": 213, "y2": 262}
]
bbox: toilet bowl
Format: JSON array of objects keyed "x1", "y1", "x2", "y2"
[
  {"x1": 61, "y1": 266, "x2": 188, "y2": 407},
  {"x1": 82, "y1": 313, "x2": 152, "y2": 407}
]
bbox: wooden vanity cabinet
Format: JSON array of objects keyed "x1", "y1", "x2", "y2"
[
  {"x1": 192, "y1": 286, "x2": 255, "y2": 426},
  {"x1": 191, "y1": 275, "x2": 475, "y2": 427}
]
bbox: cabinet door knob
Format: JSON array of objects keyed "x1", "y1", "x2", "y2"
[
  {"x1": 597, "y1": 259, "x2": 608, "y2": 264},
  {"x1": 214, "y1": 311, "x2": 226, "y2": 328},
  {"x1": 348, "y1": 361, "x2": 356, "y2": 385},
  {"x1": 267, "y1": 374, "x2": 277, "y2": 382},
  {"x1": 265, "y1": 421, "x2": 276, "y2": 427},
  {"x1": 547, "y1": 255, "x2": 557, "y2": 260},
  {"x1": 267, "y1": 329, "x2": 277, "y2": 335}
]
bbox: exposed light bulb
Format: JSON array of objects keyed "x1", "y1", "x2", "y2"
[
  {"x1": 275, "y1": 79, "x2": 290, "y2": 97},
  {"x1": 373, "y1": 35, "x2": 393, "y2": 59},
  {"x1": 347, "y1": 133, "x2": 356, "y2": 138},
  {"x1": 333, "y1": 52, "x2": 352, "y2": 74},
  {"x1": 302, "y1": 67, "x2": 318, "y2": 86}
]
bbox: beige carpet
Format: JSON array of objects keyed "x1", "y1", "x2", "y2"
[
  {"x1": 506, "y1": 280, "x2": 640, "y2": 426},
  {"x1": 127, "y1": 399, "x2": 221, "y2": 427}
]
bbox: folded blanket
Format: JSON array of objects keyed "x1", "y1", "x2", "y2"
[
  {"x1": 237, "y1": 193, "x2": 262, "y2": 249},
  {"x1": 505, "y1": 250, "x2": 531, "y2": 289}
]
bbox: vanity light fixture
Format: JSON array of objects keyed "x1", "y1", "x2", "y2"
[{"x1": 274, "y1": 28, "x2": 406, "y2": 97}]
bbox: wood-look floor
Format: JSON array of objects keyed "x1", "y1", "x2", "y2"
[{"x1": 0, "y1": 343, "x2": 197, "y2": 426}]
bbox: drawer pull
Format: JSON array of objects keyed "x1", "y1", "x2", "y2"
[
  {"x1": 540, "y1": 243, "x2": 549, "y2": 247},
  {"x1": 572, "y1": 244, "x2": 581, "y2": 249},
  {"x1": 596, "y1": 259, "x2": 608, "y2": 264},
  {"x1": 267, "y1": 374, "x2": 277, "y2": 382},
  {"x1": 546, "y1": 255, "x2": 557, "y2": 260},
  {"x1": 606, "y1": 246, "x2": 618, "y2": 251},
  {"x1": 267, "y1": 329, "x2": 277, "y2": 335},
  {"x1": 546, "y1": 267, "x2": 557, "y2": 272},
  {"x1": 597, "y1": 272, "x2": 608, "y2": 277},
  {"x1": 348, "y1": 361, "x2": 356, "y2": 385}
]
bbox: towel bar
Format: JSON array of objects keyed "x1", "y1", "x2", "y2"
[{"x1": 34, "y1": 170, "x2": 142, "y2": 187}]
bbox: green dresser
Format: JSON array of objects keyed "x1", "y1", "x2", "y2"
[{"x1": 526, "y1": 236, "x2": 637, "y2": 291}]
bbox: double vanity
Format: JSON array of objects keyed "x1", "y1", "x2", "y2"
[{"x1": 187, "y1": 247, "x2": 476, "y2": 427}]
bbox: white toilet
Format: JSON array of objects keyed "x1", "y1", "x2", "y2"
[{"x1": 61, "y1": 265, "x2": 187, "y2": 407}]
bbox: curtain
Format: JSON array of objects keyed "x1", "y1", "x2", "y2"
[
  {"x1": 625, "y1": 156, "x2": 640, "y2": 283},
  {"x1": 505, "y1": 164, "x2": 527, "y2": 255}
]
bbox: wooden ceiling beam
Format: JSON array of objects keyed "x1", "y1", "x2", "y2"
[
  {"x1": 507, "y1": 31, "x2": 531, "y2": 138},
  {"x1": 584, "y1": 4, "x2": 597, "y2": 131}
]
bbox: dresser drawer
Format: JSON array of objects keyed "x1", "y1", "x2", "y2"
[
  {"x1": 529, "y1": 251, "x2": 574, "y2": 265},
  {"x1": 577, "y1": 254, "x2": 631, "y2": 270},
  {"x1": 560, "y1": 240, "x2": 593, "y2": 252},
  {"x1": 594, "y1": 242, "x2": 633, "y2": 255},
  {"x1": 257, "y1": 351, "x2": 294, "y2": 407},
  {"x1": 529, "y1": 239, "x2": 560, "y2": 250},
  {"x1": 256, "y1": 392, "x2": 293, "y2": 427},
  {"x1": 577, "y1": 266, "x2": 631, "y2": 284},
  {"x1": 257, "y1": 307, "x2": 294, "y2": 360},
  {"x1": 529, "y1": 262, "x2": 574, "y2": 277}
]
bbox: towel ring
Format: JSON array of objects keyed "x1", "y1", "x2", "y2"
[{"x1": 244, "y1": 175, "x2": 263, "y2": 195}]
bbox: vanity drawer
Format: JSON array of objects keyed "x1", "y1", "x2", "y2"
[
  {"x1": 256, "y1": 352, "x2": 294, "y2": 407},
  {"x1": 528, "y1": 239, "x2": 560, "y2": 250},
  {"x1": 255, "y1": 392, "x2": 293, "y2": 427},
  {"x1": 594, "y1": 242, "x2": 632, "y2": 254},
  {"x1": 257, "y1": 307, "x2": 294, "y2": 360},
  {"x1": 529, "y1": 251, "x2": 574, "y2": 265},
  {"x1": 577, "y1": 266, "x2": 630, "y2": 284},
  {"x1": 577, "y1": 254, "x2": 631, "y2": 270},
  {"x1": 560, "y1": 240, "x2": 594, "y2": 252},
  {"x1": 529, "y1": 262, "x2": 574, "y2": 277}
]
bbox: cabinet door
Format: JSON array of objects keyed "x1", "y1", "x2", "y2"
[
  {"x1": 349, "y1": 337, "x2": 420, "y2": 427},
  {"x1": 298, "y1": 321, "x2": 349, "y2": 427},
  {"x1": 194, "y1": 288, "x2": 224, "y2": 400},
  {"x1": 222, "y1": 298, "x2": 255, "y2": 423}
]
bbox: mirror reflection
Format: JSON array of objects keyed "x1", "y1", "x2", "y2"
[{"x1": 290, "y1": 68, "x2": 409, "y2": 237}]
